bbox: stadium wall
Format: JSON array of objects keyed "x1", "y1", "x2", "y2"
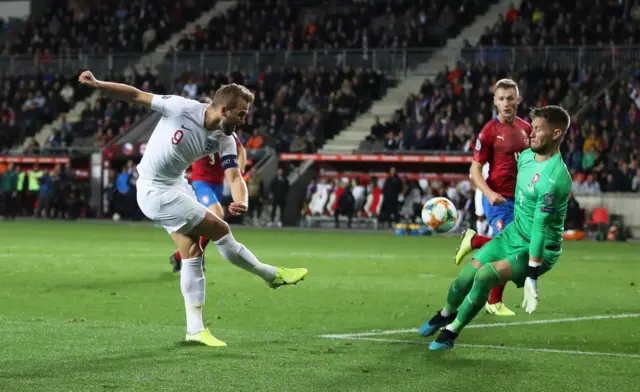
[
  {"x1": 0, "y1": 0, "x2": 30, "y2": 18},
  {"x1": 574, "y1": 194, "x2": 640, "y2": 235}
]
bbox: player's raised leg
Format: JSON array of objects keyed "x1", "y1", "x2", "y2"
[
  {"x1": 192, "y1": 210, "x2": 307, "y2": 289},
  {"x1": 454, "y1": 229, "x2": 492, "y2": 265},
  {"x1": 171, "y1": 231, "x2": 226, "y2": 347}
]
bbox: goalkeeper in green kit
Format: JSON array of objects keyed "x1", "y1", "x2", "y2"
[{"x1": 419, "y1": 105, "x2": 573, "y2": 351}]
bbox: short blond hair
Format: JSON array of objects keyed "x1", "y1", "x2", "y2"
[
  {"x1": 212, "y1": 83, "x2": 255, "y2": 108},
  {"x1": 494, "y1": 78, "x2": 519, "y2": 96}
]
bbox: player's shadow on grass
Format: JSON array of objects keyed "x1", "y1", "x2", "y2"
[
  {"x1": 0, "y1": 343, "x2": 255, "y2": 380},
  {"x1": 40, "y1": 273, "x2": 177, "y2": 292},
  {"x1": 307, "y1": 343, "x2": 507, "y2": 391}
]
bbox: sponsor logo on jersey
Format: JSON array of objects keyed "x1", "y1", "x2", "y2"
[{"x1": 161, "y1": 95, "x2": 171, "y2": 99}]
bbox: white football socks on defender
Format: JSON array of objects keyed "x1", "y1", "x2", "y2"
[
  {"x1": 214, "y1": 233, "x2": 277, "y2": 281},
  {"x1": 476, "y1": 219, "x2": 491, "y2": 237},
  {"x1": 180, "y1": 257, "x2": 206, "y2": 335}
]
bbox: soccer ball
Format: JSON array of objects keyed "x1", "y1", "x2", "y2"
[{"x1": 421, "y1": 197, "x2": 458, "y2": 233}]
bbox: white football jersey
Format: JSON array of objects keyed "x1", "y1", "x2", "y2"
[{"x1": 137, "y1": 95, "x2": 238, "y2": 185}]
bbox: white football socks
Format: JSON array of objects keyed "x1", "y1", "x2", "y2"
[
  {"x1": 476, "y1": 219, "x2": 491, "y2": 236},
  {"x1": 214, "y1": 233, "x2": 277, "y2": 281},
  {"x1": 180, "y1": 257, "x2": 205, "y2": 335},
  {"x1": 440, "y1": 309, "x2": 454, "y2": 317}
]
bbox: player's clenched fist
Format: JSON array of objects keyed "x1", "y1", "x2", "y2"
[
  {"x1": 487, "y1": 190, "x2": 506, "y2": 206},
  {"x1": 228, "y1": 201, "x2": 248, "y2": 216},
  {"x1": 78, "y1": 70, "x2": 99, "y2": 88}
]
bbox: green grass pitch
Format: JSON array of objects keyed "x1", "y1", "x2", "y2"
[{"x1": 0, "y1": 221, "x2": 639, "y2": 392}]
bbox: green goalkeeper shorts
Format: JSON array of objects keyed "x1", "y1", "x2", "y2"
[{"x1": 472, "y1": 225, "x2": 562, "y2": 288}]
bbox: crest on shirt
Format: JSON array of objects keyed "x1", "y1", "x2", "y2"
[
  {"x1": 161, "y1": 95, "x2": 171, "y2": 99},
  {"x1": 496, "y1": 220, "x2": 504, "y2": 231},
  {"x1": 204, "y1": 138, "x2": 219, "y2": 153},
  {"x1": 475, "y1": 139, "x2": 481, "y2": 151}
]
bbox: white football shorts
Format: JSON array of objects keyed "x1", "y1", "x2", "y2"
[
  {"x1": 474, "y1": 188, "x2": 485, "y2": 217},
  {"x1": 136, "y1": 177, "x2": 208, "y2": 234}
]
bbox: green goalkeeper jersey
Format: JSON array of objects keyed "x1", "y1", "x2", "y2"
[{"x1": 513, "y1": 148, "x2": 572, "y2": 259}]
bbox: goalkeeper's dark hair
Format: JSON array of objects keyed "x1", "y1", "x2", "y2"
[{"x1": 529, "y1": 105, "x2": 571, "y2": 135}]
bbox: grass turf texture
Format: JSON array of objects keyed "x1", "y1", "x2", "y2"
[{"x1": 0, "y1": 221, "x2": 638, "y2": 392}]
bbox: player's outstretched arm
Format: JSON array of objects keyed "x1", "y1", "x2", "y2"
[
  {"x1": 225, "y1": 167, "x2": 248, "y2": 216},
  {"x1": 78, "y1": 70, "x2": 153, "y2": 109}
]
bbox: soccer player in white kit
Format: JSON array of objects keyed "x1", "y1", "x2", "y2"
[{"x1": 78, "y1": 71, "x2": 308, "y2": 347}]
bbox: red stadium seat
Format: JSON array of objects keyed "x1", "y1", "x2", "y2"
[{"x1": 590, "y1": 208, "x2": 609, "y2": 225}]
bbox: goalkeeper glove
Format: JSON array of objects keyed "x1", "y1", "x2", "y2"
[
  {"x1": 522, "y1": 277, "x2": 538, "y2": 314},
  {"x1": 522, "y1": 260, "x2": 541, "y2": 314}
]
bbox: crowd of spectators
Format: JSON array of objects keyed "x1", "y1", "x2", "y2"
[
  {"x1": 0, "y1": 0, "x2": 212, "y2": 154},
  {"x1": 367, "y1": 59, "x2": 592, "y2": 151},
  {"x1": 71, "y1": 64, "x2": 392, "y2": 154},
  {"x1": 0, "y1": 0, "x2": 212, "y2": 56},
  {"x1": 476, "y1": 0, "x2": 639, "y2": 48},
  {"x1": 563, "y1": 72, "x2": 640, "y2": 193},
  {"x1": 0, "y1": 70, "x2": 91, "y2": 154},
  {"x1": 365, "y1": 0, "x2": 640, "y2": 193},
  {"x1": 175, "y1": 0, "x2": 496, "y2": 52},
  {"x1": 0, "y1": 0, "x2": 497, "y2": 155},
  {"x1": 368, "y1": 60, "x2": 640, "y2": 193},
  {"x1": 303, "y1": 167, "x2": 475, "y2": 229}
]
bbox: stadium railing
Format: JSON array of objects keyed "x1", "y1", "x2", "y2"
[{"x1": 2, "y1": 46, "x2": 638, "y2": 81}]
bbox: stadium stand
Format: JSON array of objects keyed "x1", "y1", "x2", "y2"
[
  {"x1": 1, "y1": 0, "x2": 213, "y2": 55},
  {"x1": 0, "y1": 0, "x2": 217, "y2": 154},
  {"x1": 175, "y1": 0, "x2": 493, "y2": 52},
  {"x1": 358, "y1": 0, "x2": 640, "y2": 195},
  {"x1": 69, "y1": 64, "x2": 392, "y2": 154},
  {"x1": 3, "y1": 0, "x2": 500, "y2": 155},
  {"x1": 566, "y1": 68, "x2": 640, "y2": 193}
]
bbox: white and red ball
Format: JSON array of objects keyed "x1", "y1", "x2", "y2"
[{"x1": 421, "y1": 197, "x2": 458, "y2": 233}]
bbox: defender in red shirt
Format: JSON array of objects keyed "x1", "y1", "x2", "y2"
[
  {"x1": 455, "y1": 79, "x2": 531, "y2": 316},
  {"x1": 169, "y1": 133, "x2": 246, "y2": 272}
]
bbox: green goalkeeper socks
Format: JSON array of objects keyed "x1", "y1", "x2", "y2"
[
  {"x1": 443, "y1": 263, "x2": 478, "y2": 314},
  {"x1": 450, "y1": 263, "x2": 501, "y2": 332}
]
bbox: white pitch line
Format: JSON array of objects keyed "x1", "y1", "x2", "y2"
[
  {"x1": 319, "y1": 313, "x2": 640, "y2": 338},
  {"x1": 333, "y1": 337, "x2": 640, "y2": 359}
]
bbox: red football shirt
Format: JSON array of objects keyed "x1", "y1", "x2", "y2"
[
  {"x1": 191, "y1": 138, "x2": 242, "y2": 184},
  {"x1": 473, "y1": 116, "x2": 531, "y2": 197}
]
